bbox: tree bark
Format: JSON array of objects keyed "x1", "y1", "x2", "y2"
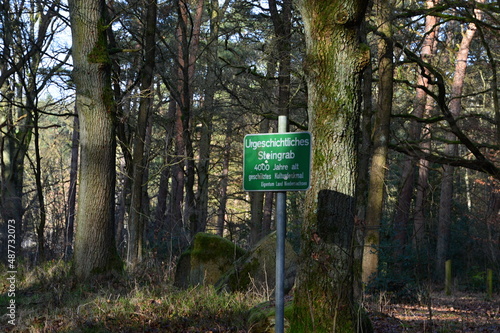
[
  {"x1": 170, "y1": 0, "x2": 204, "y2": 241},
  {"x1": 127, "y1": 0, "x2": 157, "y2": 267},
  {"x1": 291, "y1": 0, "x2": 370, "y2": 331},
  {"x1": 436, "y1": 3, "x2": 483, "y2": 279},
  {"x1": 194, "y1": 0, "x2": 228, "y2": 236},
  {"x1": 393, "y1": 0, "x2": 440, "y2": 258},
  {"x1": 362, "y1": 0, "x2": 394, "y2": 285},
  {"x1": 485, "y1": 179, "x2": 500, "y2": 266},
  {"x1": 65, "y1": 115, "x2": 79, "y2": 260},
  {"x1": 33, "y1": 105, "x2": 47, "y2": 262},
  {"x1": 69, "y1": 0, "x2": 122, "y2": 280},
  {"x1": 412, "y1": 0, "x2": 440, "y2": 246},
  {"x1": 269, "y1": 0, "x2": 292, "y2": 119},
  {"x1": 0, "y1": 87, "x2": 29, "y2": 263},
  {"x1": 216, "y1": 121, "x2": 233, "y2": 237},
  {"x1": 249, "y1": 118, "x2": 270, "y2": 245},
  {"x1": 0, "y1": 1, "x2": 30, "y2": 262}
]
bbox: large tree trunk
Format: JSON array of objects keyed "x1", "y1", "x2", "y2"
[
  {"x1": 436, "y1": 4, "x2": 483, "y2": 279},
  {"x1": 362, "y1": 0, "x2": 394, "y2": 285},
  {"x1": 291, "y1": 1, "x2": 370, "y2": 331},
  {"x1": 69, "y1": 0, "x2": 122, "y2": 280}
]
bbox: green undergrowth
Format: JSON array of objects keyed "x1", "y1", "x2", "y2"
[{"x1": 1, "y1": 260, "x2": 267, "y2": 332}]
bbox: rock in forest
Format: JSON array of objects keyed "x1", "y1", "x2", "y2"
[
  {"x1": 174, "y1": 232, "x2": 246, "y2": 288},
  {"x1": 216, "y1": 232, "x2": 298, "y2": 295}
]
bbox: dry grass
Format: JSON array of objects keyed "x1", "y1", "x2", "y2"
[
  {"x1": 3, "y1": 261, "x2": 500, "y2": 332},
  {"x1": 1, "y1": 260, "x2": 267, "y2": 332}
]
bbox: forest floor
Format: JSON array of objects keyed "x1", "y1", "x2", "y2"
[
  {"x1": 366, "y1": 290, "x2": 500, "y2": 332},
  {"x1": 1, "y1": 261, "x2": 500, "y2": 332}
]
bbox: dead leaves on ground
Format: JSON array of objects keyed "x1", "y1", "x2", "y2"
[{"x1": 368, "y1": 292, "x2": 500, "y2": 332}]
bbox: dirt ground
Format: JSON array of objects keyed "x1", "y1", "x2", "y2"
[{"x1": 367, "y1": 291, "x2": 500, "y2": 332}]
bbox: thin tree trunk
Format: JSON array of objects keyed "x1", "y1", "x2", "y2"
[
  {"x1": 107, "y1": 0, "x2": 134, "y2": 256},
  {"x1": 65, "y1": 115, "x2": 79, "y2": 260},
  {"x1": 249, "y1": 192, "x2": 264, "y2": 244},
  {"x1": 170, "y1": 0, "x2": 204, "y2": 241},
  {"x1": 269, "y1": 0, "x2": 291, "y2": 119},
  {"x1": 0, "y1": 7, "x2": 30, "y2": 258},
  {"x1": 413, "y1": 107, "x2": 432, "y2": 248},
  {"x1": 362, "y1": 0, "x2": 394, "y2": 285},
  {"x1": 195, "y1": 117, "x2": 212, "y2": 234},
  {"x1": 0, "y1": 83, "x2": 30, "y2": 264},
  {"x1": 115, "y1": 158, "x2": 129, "y2": 256},
  {"x1": 436, "y1": 4, "x2": 483, "y2": 278},
  {"x1": 181, "y1": 0, "x2": 204, "y2": 239},
  {"x1": 127, "y1": 0, "x2": 157, "y2": 267},
  {"x1": 33, "y1": 107, "x2": 47, "y2": 262},
  {"x1": 394, "y1": 0, "x2": 440, "y2": 258},
  {"x1": 168, "y1": 99, "x2": 187, "y2": 253},
  {"x1": 216, "y1": 121, "x2": 232, "y2": 237},
  {"x1": 249, "y1": 118, "x2": 270, "y2": 245},
  {"x1": 485, "y1": 180, "x2": 500, "y2": 266},
  {"x1": 412, "y1": 0, "x2": 441, "y2": 249},
  {"x1": 357, "y1": 16, "x2": 373, "y2": 225},
  {"x1": 194, "y1": 0, "x2": 226, "y2": 235},
  {"x1": 262, "y1": 192, "x2": 274, "y2": 237},
  {"x1": 153, "y1": 100, "x2": 174, "y2": 244}
]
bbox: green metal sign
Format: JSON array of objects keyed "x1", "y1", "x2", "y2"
[{"x1": 243, "y1": 132, "x2": 312, "y2": 191}]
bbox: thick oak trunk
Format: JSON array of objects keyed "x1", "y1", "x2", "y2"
[
  {"x1": 69, "y1": 0, "x2": 121, "y2": 280},
  {"x1": 291, "y1": 1, "x2": 370, "y2": 331}
]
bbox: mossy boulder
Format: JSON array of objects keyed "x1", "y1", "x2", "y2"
[
  {"x1": 248, "y1": 298, "x2": 294, "y2": 333},
  {"x1": 216, "y1": 232, "x2": 298, "y2": 295},
  {"x1": 174, "y1": 233, "x2": 246, "y2": 288}
]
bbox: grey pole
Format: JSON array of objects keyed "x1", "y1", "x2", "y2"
[{"x1": 275, "y1": 115, "x2": 287, "y2": 333}]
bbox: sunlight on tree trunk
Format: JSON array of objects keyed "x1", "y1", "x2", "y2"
[
  {"x1": 69, "y1": 0, "x2": 122, "y2": 280},
  {"x1": 291, "y1": 0, "x2": 371, "y2": 331},
  {"x1": 362, "y1": 0, "x2": 394, "y2": 286},
  {"x1": 393, "y1": 0, "x2": 440, "y2": 261},
  {"x1": 436, "y1": 2, "x2": 484, "y2": 279}
]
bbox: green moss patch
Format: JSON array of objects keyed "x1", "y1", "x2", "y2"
[{"x1": 174, "y1": 233, "x2": 246, "y2": 288}]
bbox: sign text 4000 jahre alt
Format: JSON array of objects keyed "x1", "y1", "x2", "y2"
[{"x1": 243, "y1": 132, "x2": 311, "y2": 191}]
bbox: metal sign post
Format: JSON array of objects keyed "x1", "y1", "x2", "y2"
[
  {"x1": 243, "y1": 116, "x2": 311, "y2": 333},
  {"x1": 275, "y1": 115, "x2": 287, "y2": 333}
]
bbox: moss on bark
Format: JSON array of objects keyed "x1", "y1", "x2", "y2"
[{"x1": 291, "y1": 0, "x2": 371, "y2": 331}]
